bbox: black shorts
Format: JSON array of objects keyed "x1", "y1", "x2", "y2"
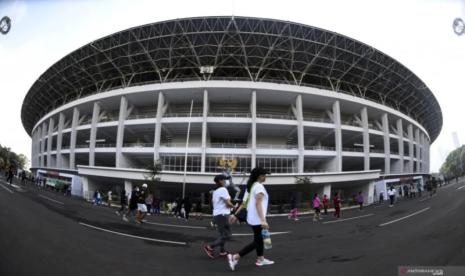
[
  {"x1": 129, "y1": 203, "x2": 137, "y2": 210},
  {"x1": 314, "y1": 207, "x2": 320, "y2": 213}
]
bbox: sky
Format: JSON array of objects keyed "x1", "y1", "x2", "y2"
[{"x1": 0, "y1": 0, "x2": 464, "y2": 172}]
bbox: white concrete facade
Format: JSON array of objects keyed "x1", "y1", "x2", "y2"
[{"x1": 30, "y1": 81, "x2": 431, "y2": 200}]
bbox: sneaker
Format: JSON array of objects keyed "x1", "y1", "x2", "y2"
[
  {"x1": 203, "y1": 245, "x2": 215, "y2": 259},
  {"x1": 227, "y1": 254, "x2": 238, "y2": 271},
  {"x1": 256, "y1": 258, "x2": 274, "y2": 267},
  {"x1": 219, "y1": 251, "x2": 228, "y2": 257},
  {"x1": 294, "y1": 218, "x2": 299, "y2": 221},
  {"x1": 122, "y1": 216, "x2": 128, "y2": 222},
  {"x1": 135, "y1": 219, "x2": 142, "y2": 225}
]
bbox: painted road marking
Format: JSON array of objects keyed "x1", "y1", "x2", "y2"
[
  {"x1": 456, "y1": 185, "x2": 465, "y2": 190},
  {"x1": 144, "y1": 221, "x2": 207, "y2": 230},
  {"x1": 379, "y1": 207, "x2": 431, "y2": 227},
  {"x1": 0, "y1": 182, "x2": 14, "y2": 193},
  {"x1": 322, "y1": 213, "x2": 374, "y2": 224},
  {"x1": 38, "y1": 195, "x2": 65, "y2": 205},
  {"x1": 232, "y1": 231, "x2": 291, "y2": 236},
  {"x1": 79, "y1": 222, "x2": 187, "y2": 245},
  {"x1": 419, "y1": 194, "x2": 437, "y2": 202}
]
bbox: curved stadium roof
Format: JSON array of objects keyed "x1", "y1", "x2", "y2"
[{"x1": 21, "y1": 16, "x2": 442, "y2": 141}]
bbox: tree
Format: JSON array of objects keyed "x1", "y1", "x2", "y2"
[
  {"x1": 294, "y1": 176, "x2": 313, "y2": 202},
  {"x1": 144, "y1": 160, "x2": 162, "y2": 196}
]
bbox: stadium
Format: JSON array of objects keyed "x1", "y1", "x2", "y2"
[{"x1": 22, "y1": 16, "x2": 442, "y2": 205}]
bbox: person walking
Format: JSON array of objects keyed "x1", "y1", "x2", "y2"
[
  {"x1": 333, "y1": 192, "x2": 341, "y2": 219},
  {"x1": 312, "y1": 193, "x2": 321, "y2": 221},
  {"x1": 203, "y1": 174, "x2": 235, "y2": 259},
  {"x1": 107, "y1": 190, "x2": 113, "y2": 207},
  {"x1": 135, "y1": 183, "x2": 148, "y2": 224},
  {"x1": 116, "y1": 189, "x2": 127, "y2": 216},
  {"x1": 288, "y1": 195, "x2": 298, "y2": 221},
  {"x1": 387, "y1": 186, "x2": 396, "y2": 207},
  {"x1": 356, "y1": 191, "x2": 364, "y2": 211},
  {"x1": 227, "y1": 167, "x2": 274, "y2": 271},
  {"x1": 322, "y1": 194, "x2": 329, "y2": 215},
  {"x1": 123, "y1": 186, "x2": 139, "y2": 222},
  {"x1": 184, "y1": 197, "x2": 192, "y2": 221}
]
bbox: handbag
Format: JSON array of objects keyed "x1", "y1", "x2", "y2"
[{"x1": 235, "y1": 184, "x2": 255, "y2": 223}]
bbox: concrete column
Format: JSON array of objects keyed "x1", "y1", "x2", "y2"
[
  {"x1": 382, "y1": 113, "x2": 390, "y2": 174},
  {"x1": 323, "y1": 184, "x2": 332, "y2": 199},
  {"x1": 333, "y1": 101, "x2": 342, "y2": 172},
  {"x1": 41, "y1": 123, "x2": 48, "y2": 167},
  {"x1": 56, "y1": 113, "x2": 65, "y2": 168},
  {"x1": 415, "y1": 128, "x2": 420, "y2": 173},
  {"x1": 408, "y1": 124, "x2": 414, "y2": 173},
  {"x1": 296, "y1": 95, "x2": 304, "y2": 173},
  {"x1": 201, "y1": 89, "x2": 208, "y2": 173},
  {"x1": 81, "y1": 176, "x2": 96, "y2": 201},
  {"x1": 397, "y1": 119, "x2": 404, "y2": 174},
  {"x1": 124, "y1": 180, "x2": 132, "y2": 197},
  {"x1": 362, "y1": 181, "x2": 375, "y2": 204},
  {"x1": 31, "y1": 129, "x2": 38, "y2": 168},
  {"x1": 154, "y1": 92, "x2": 166, "y2": 161},
  {"x1": 251, "y1": 91, "x2": 257, "y2": 169},
  {"x1": 69, "y1": 107, "x2": 80, "y2": 169},
  {"x1": 47, "y1": 118, "x2": 54, "y2": 167},
  {"x1": 89, "y1": 102, "x2": 101, "y2": 167},
  {"x1": 361, "y1": 107, "x2": 370, "y2": 171},
  {"x1": 116, "y1": 96, "x2": 128, "y2": 167}
]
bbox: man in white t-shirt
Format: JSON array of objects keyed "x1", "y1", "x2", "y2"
[
  {"x1": 387, "y1": 186, "x2": 396, "y2": 207},
  {"x1": 203, "y1": 174, "x2": 235, "y2": 259}
]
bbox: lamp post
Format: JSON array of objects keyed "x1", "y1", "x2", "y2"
[{"x1": 182, "y1": 99, "x2": 194, "y2": 199}]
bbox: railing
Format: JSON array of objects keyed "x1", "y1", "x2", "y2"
[
  {"x1": 123, "y1": 143, "x2": 154, "y2": 147},
  {"x1": 256, "y1": 113, "x2": 295, "y2": 120},
  {"x1": 79, "y1": 118, "x2": 92, "y2": 125},
  {"x1": 61, "y1": 146, "x2": 70, "y2": 150},
  {"x1": 370, "y1": 149, "x2": 385, "y2": 154},
  {"x1": 99, "y1": 114, "x2": 119, "y2": 122},
  {"x1": 161, "y1": 143, "x2": 202, "y2": 147},
  {"x1": 163, "y1": 112, "x2": 203, "y2": 118},
  {"x1": 95, "y1": 143, "x2": 116, "y2": 148},
  {"x1": 75, "y1": 144, "x2": 89, "y2": 149},
  {"x1": 209, "y1": 143, "x2": 248, "y2": 148},
  {"x1": 342, "y1": 147, "x2": 364, "y2": 152},
  {"x1": 257, "y1": 144, "x2": 298, "y2": 149},
  {"x1": 208, "y1": 113, "x2": 251, "y2": 118},
  {"x1": 126, "y1": 113, "x2": 157, "y2": 120},
  {"x1": 303, "y1": 116, "x2": 332, "y2": 123},
  {"x1": 305, "y1": 145, "x2": 336, "y2": 151}
]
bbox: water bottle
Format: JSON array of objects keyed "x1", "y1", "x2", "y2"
[{"x1": 262, "y1": 229, "x2": 272, "y2": 250}]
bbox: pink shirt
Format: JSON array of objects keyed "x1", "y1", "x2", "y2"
[{"x1": 312, "y1": 197, "x2": 321, "y2": 208}]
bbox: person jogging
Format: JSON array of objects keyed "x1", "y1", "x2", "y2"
[
  {"x1": 333, "y1": 192, "x2": 341, "y2": 219},
  {"x1": 387, "y1": 186, "x2": 396, "y2": 207},
  {"x1": 123, "y1": 186, "x2": 139, "y2": 222},
  {"x1": 227, "y1": 167, "x2": 274, "y2": 271},
  {"x1": 203, "y1": 174, "x2": 235, "y2": 259},
  {"x1": 135, "y1": 183, "x2": 148, "y2": 224},
  {"x1": 288, "y1": 194, "x2": 298, "y2": 221},
  {"x1": 116, "y1": 189, "x2": 128, "y2": 216},
  {"x1": 322, "y1": 194, "x2": 329, "y2": 215},
  {"x1": 356, "y1": 191, "x2": 364, "y2": 211},
  {"x1": 312, "y1": 193, "x2": 321, "y2": 221}
]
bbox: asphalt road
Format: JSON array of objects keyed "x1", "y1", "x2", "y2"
[{"x1": 1, "y1": 177, "x2": 464, "y2": 276}]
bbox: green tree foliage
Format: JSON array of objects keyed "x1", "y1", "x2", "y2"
[
  {"x1": 0, "y1": 144, "x2": 29, "y2": 170},
  {"x1": 144, "y1": 160, "x2": 162, "y2": 194},
  {"x1": 440, "y1": 145, "x2": 465, "y2": 178}
]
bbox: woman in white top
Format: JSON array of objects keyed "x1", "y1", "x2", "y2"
[
  {"x1": 203, "y1": 174, "x2": 235, "y2": 259},
  {"x1": 227, "y1": 167, "x2": 274, "y2": 271}
]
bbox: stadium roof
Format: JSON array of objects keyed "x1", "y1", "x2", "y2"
[{"x1": 21, "y1": 16, "x2": 442, "y2": 141}]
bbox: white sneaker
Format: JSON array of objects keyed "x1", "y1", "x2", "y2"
[
  {"x1": 227, "y1": 254, "x2": 238, "y2": 271},
  {"x1": 256, "y1": 258, "x2": 274, "y2": 267},
  {"x1": 122, "y1": 216, "x2": 128, "y2": 222}
]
